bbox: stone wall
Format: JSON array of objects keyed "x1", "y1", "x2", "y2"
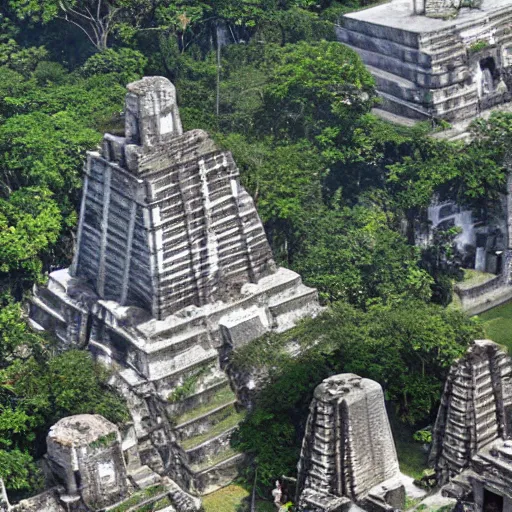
[
  {"x1": 424, "y1": 0, "x2": 460, "y2": 18},
  {"x1": 72, "y1": 78, "x2": 275, "y2": 319},
  {"x1": 338, "y1": 0, "x2": 512, "y2": 123},
  {"x1": 29, "y1": 76, "x2": 321, "y2": 498},
  {"x1": 46, "y1": 415, "x2": 129, "y2": 510}
]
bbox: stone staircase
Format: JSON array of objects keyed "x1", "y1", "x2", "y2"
[
  {"x1": 166, "y1": 373, "x2": 246, "y2": 495},
  {"x1": 116, "y1": 356, "x2": 246, "y2": 496},
  {"x1": 106, "y1": 477, "x2": 201, "y2": 512}
]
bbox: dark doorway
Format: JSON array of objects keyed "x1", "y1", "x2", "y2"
[
  {"x1": 480, "y1": 56, "x2": 497, "y2": 75},
  {"x1": 479, "y1": 57, "x2": 498, "y2": 95},
  {"x1": 483, "y1": 489, "x2": 503, "y2": 512}
]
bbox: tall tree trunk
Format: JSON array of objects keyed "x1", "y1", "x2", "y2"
[{"x1": 216, "y1": 23, "x2": 221, "y2": 118}]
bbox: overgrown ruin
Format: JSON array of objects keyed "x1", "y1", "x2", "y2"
[
  {"x1": 296, "y1": 374, "x2": 405, "y2": 512},
  {"x1": 430, "y1": 339, "x2": 512, "y2": 510},
  {"x1": 338, "y1": 0, "x2": 512, "y2": 123},
  {"x1": 27, "y1": 76, "x2": 321, "y2": 510}
]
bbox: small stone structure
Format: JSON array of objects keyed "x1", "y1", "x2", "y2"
[
  {"x1": 337, "y1": 0, "x2": 512, "y2": 123},
  {"x1": 430, "y1": 340, "x2": 512, "y2": 510},
  {"x1": 416, "y1": 170, "x2": 512, "y2": 315},
  {"x1": 29, "y1": 76, "x2": 320, "y2": 498},
  {"x1": 46, "y1": 415, "x2": 128, "y2": 510},
  {"x1": 296, "y1": 374, "x2": 405, "y2": 512}
]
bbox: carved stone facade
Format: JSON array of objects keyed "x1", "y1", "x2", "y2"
[
  {"x1": 337, "y1": 0, "x2": 512, "y2": 123},
  {"x1": 296, "y1": 374, "x2": 404, "y2": 512},
  {"x1": 430, "y1": 340, "x2": 512, "y2": 511},
  {"x1": 29, "y1": 76, "x2": 321, "y2": 501},
  {"x1": 46, "y1": 415, "x2": 129, "y2": 510}
]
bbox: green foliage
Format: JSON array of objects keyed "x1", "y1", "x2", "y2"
[
  {"x1": 233, "y1": 300, "x2": 481, "y2": 486},
  {"x1": 0, "y1": 40, "x2": 48, "y2": 77},
  {"x1": 413, "y1": 429, "x2": 432, "y2": 444},
  {"x1": 167, "y1": 367, "x2": 208, "y2": 403},
  {"x1": 2, "y1": 0, "x2": 511, "y2": 500},
  {"x1": 293, "y1": 204, "x2": 433, "y2": 305},
  {"x1": 109, "y1": 485, "x2": 166, "y2": 512},
  {"x1": 0, "y1": 348, "x2": 129, "y2": 491},
  {"x1": 81, "y1": 48, "x2": 147, "y2": 81},
  {"x1": 0, "y1": 188, "x2": 62, "y2": 295},
  {"x1": 258, "y1": 41, "x2": 376, "y2": 141},
  {"x1": 0, "y1": 449, "x2": 37, "y2": 491},
  {"x1": 0, "y1": 297, "x2": 128, "y2": 492},
  {"x1": 33, "y1": 61, "x2": 68, "y2": 85},
  {"x1": 469, "y1": 40, "x2": 490, "y2": 54},
  {"x1": 89, "y1": 432, "x2": 117, "y2": 449}
]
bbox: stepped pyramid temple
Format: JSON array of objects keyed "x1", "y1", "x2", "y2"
[
  {"x1": 296, "y1": 374, "x2": 405, "y2": 512},
  {"x1": 338, "y1": 0, "x2": 512, "y2": 123},
  {"x1": 28, "y1": 76, "x2": 320, "y2": 510},
  {"x1": 430, "y1": 340, "x2": 512, "y2": 510}
]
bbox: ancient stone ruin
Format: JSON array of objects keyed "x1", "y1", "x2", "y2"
[
  {"x1": 28, "y1": 76, "x2": 320, "y2": 508},
  {"x1": 0, "y1": 415, "x2": 201, "y2": 512},
  {"x1": 338, "y1": 0, "x2": 512, "y2": 123},
  {"x1": 430, "y1": 339, "x2": 512, "y2": 508},
  {"x1": 296, "y1": 374, "x2": 405, "y2": 512},
  {"x1": 46, "y1": 415, "x2": 129, "y2": 510}
]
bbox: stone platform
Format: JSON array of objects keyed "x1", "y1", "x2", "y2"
[{"x1": 338, "y1": 0, "x2": 512, "y2": 122}]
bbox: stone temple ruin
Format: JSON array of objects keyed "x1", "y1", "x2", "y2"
[
  {"x1": 296, "y1": 374, "x2": 405, "y2": 512},
  {"x1": 430, "y1": 339, "x2": 512, "y2": 511},
  {"x1": 413, "y1": 171, "x2": 512, "y2": 315},
  {"x1": 337, "y1": 0, "x2": 512, "y2": 123},
  {"x1": 28, "y1": 76, "x2": 321, "y2": 510},
  {"x1": 46, "y1": 415, "x2": 129, "y2": 510}
]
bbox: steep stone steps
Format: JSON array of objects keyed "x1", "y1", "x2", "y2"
[
  {"x1": 181, "y1": 410, "x2": 245, "y2": 452},
  {"x1": 175, "y1": 402, "x2": 238, "y2": 442},
  {"x1": 129, "y1": 465, "x2": 162, "y2": 490},
  {"x1": 192, "y1": 453, "x2": 246, "y2": 495},
  {"x1": 378, "y1": 91, "x2": 430, "y2": 120},
  {"x1": 172, "y1": 386, "x2": 236, "y2": 427},
  {"x1": 166, "y1": 379, "x2": 231, "y2": 417},
  {"x1": 158, "y1": 361, "x2": 226, "y2": 403},
  {"x1": 150, "y1": 349, "x2": 218, "y2": 385},
  {"x1": 189, "y1": 447, "x2": 239, "y2": 473},
  {"x1": 105, "y1": 484, "x2": 170, "y2": 512},
  {"x1": 179, "y1": 407, "x2": 246, "y2": 495}
]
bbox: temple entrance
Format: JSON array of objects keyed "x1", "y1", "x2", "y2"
[
  {"x1": 479, "y1": 57, "x2": 497, "y2": 95},
  {"x1": 483, "y1": 489, "x2": 503, "y2": 512}
]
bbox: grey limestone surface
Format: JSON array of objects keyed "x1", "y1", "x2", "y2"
[
  {"x1": 46, "y1": 414, "x2": 129, "y2": 510},
  {"x1": 338, "y1": 0, "x2": 512, "y2": 122},
  {"x1": 296, "y1": 374, "x2": 404, "y2": 512},
  {"x1": 430, "y1": 340, "x2": 512, "y2": 508},
  {"x1": 29, "y1": 76, "x2": 321, "y2": 504}
]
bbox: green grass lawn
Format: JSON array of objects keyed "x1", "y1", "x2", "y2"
[
  {"x1": 478, "y1": 300, "x2": 512, "y2": 352},
  {"x1": 202, "y1": 485, "x2": 274, "y2": 512}
]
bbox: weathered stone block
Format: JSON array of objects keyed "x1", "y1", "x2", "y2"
[{"x1": 46, "y1": 414, "x2": 128, "y2": 510}]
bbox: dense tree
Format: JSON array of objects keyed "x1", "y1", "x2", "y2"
[
  {"x1": 233, "y1": 300, "x2": 482, "y2": 487},
  {"x1": 258, "y1": 41, "x2": 376, "y2": 140},
  {"x1": 293, "y1": 204, "x2": 433, "y2": 305},
  {"x1": 1, "y1": 0, "x2": 511, "y2": 500},
  {"x1": 8, "y1": 0, "x2": 151, "y2": 50},
  {"x1": 0, "y1": 188, "x2": 61, "y2": 297}
]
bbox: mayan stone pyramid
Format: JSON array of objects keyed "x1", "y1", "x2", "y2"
[{"x1": 30, "y1": 76, "x2": 320, "y2": 494}]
